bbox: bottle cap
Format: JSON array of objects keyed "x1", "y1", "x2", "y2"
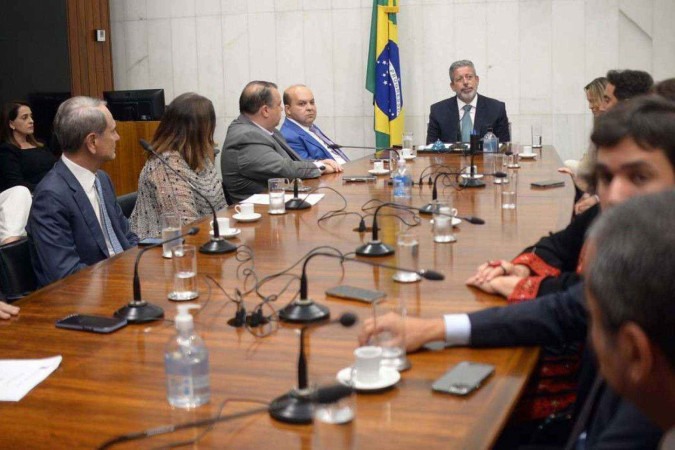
[{"x1": 175, "y1": 304, "x2": 200, "y2": 331}]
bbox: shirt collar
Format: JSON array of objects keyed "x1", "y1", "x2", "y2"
[
  {"x1": 457, "y1": 94, "x2": 478, "y2": 111},
  {"x1": 287, "y1": 117, "x2": 313, "y2": 133},
  {"x1": 252, "y1": 120, "x2": 274, "y2": 136},
  {"x1": 61, "y1": 154, "x2": 96, "y2": 192}
]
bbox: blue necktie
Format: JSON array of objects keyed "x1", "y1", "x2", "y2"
[
  {"x1": 94, "y1": 175, "x2": 124, "y2": 256},
  {"x1": 461, "y1": 104, "x2": 473, "y2": 142},
  {"x1": 310, "y1": 125, "x2": 350, "y2": 162}
]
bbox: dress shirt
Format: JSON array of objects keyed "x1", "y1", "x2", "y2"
[
  {"x1": 60, "y1": 155, "x2": 116, "y2": 256},
  {"x1": 253, "y1": 121, "x2": 324, "y2": 171},
  {"x1": 286, "y1": 118, "x2": 347, "y2": 165},
  {"x1": 457, "y1": 95, "x2": 478, "y2": 131},
  {"x1": 443, "y1": 313, "x2": 471, "y2": 345}
]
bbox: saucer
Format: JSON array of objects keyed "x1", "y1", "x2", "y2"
[
  {"x1": 519, "y1": 153, "x2": 537, "y2": 159},
  {"x1": 368, "y1": 169, "x2": 390, "y2": 175},
  {"x1": 232, "y1": 212, "x2": 262, "y2": 222},
  {"x1": 460, "y1": 173, "x2": 484, "y2": 179},
  {"x1": 336, "y1": 366, "x2": 401, "y2": 391},
  {"x1": 402, "y1": 155, "x2": 416, "y2": 161},
  {"x1": 209, "y1": 228, "x2": 241, "y2": 238}
]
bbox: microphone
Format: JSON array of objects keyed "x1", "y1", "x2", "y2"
[
  {"x1": 269, "y1": 312, "x2": 358, "y2": 424},
  {"x1": 285, "y1": 178, "x2": 311, "y2": 210},
  {"x1": 419, "y1": 171, "x2": 461, "y2": 214},
  {"x1": 139, "y1": 139, "x2": 236, "y2": 255},
  {"x1": 313, "y1": 383, "x2": 354, "y2": 405},
  {"x1": 114, "y1": 227, "x2": 199, "y2": 323},
  {"x1": 279, "y1": 250, "x2": 443, "y2": 323},
  {"x1": 460, "y1": 133, "x2": 485, "y2": 188}
]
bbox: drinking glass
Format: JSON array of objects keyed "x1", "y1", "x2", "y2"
[
  {"x1": 161, "y1": 212, "x2": 181, "y2": 259},
  {"x1": 168, "y1": 244, "x2": 199, "y2": 300},
  {"x1": 268, "y1": 178, "x2": 287, "y2": 215}
]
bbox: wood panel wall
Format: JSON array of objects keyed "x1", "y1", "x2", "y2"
[{"x1": 66, "y1": 0, "x2": 113, "y2": 97}]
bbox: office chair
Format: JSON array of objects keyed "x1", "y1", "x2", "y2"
[
  {"x1": 0, "y1": 237, "x2": 38, "y2": 302},
  {"x1": 117, "y1": 191, "x2": 138, "y2": 219}
]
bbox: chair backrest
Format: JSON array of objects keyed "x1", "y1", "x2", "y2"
[
  {"x1": 117, "y1": 191, "x2": 137, "y2": 219},
  {"x1": 0, "y1": 237, "x2": 38, "y2": 301}
]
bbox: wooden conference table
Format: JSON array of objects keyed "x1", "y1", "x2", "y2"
[{"x1": 0, "y1": 148, "x2": 573, "y2": 449}]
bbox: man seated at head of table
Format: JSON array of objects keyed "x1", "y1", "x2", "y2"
[
  {"x1": 220, "y1": 81, "x2": 342, "y2": 204},
  {"x1": 360, "y1": 95, "x2": 675, "y2": 449},
  {"x1": 27, "y1": 96, "x2": 139, "y2": 287},
  {"x1": 466, "y1": 69, "x2": 654, "y2": 303},
  {"x1": 586, "y1": 190, "x2": 675, "y2": 448},
  {"x1": 426, "y1": 59, "x2": 510, "y2": 145},
  {"x1": 280, "y1": 84, "x2": 349, "y2": 165}
]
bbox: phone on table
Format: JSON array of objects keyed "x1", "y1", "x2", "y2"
[
  {"x1": 55, "y1": 314, "x2": 128, "y2": 334},
  {"x1": 531, "y1": 179, "x2": 565, "y2": 188},
  {"x1": 325, "y1": 285, "x2": 386, "y2": 304},
  {"x1": 343, "y1": 175, "x2": 377, "y2": 183},
  {"x1": 431, "y1": 361, "x2": 495, "y2": 396}
]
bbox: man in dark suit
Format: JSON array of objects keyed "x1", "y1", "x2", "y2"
[
  {"x1": 280, "y1": 85, "x2": 349, "y2": 164},
  {"x1": 362, "y1": 96, "x2": 675, "y2": 448},
  {"x1": 27, "y1": 96, "x2": 138, "y2": 287},
  {"x1": 221, "y1": 81, "x2": 341, "y2": 203},
  {"x1": 426, "y1": 59, "x2": 510, "y2": 144}
]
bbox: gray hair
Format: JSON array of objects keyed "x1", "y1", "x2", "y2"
[
  {"x1": 587, "y1": 189, "x2": 675, "y2": 367},
  {"x1": 54, "y1": 96, "x2": 108, "y2": 153},
  {"x1": 449, "y1": 60, "x2": 476, "y2": 81}
]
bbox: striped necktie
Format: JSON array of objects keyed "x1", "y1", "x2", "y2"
[
  {"x1": 461, "y1": 104, "x2": 473, "y2": 142},
  {"x1": 310, "y1": 125, "x2": 350, "y2": 162},
  {"x1": 94, "y1": 175, "x2": 124, "y2": 256}
]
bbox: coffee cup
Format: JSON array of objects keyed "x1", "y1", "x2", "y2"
[
  {"x1": 373, "y1": 161, "x2": 384, "y2": 172},
  {"x1": 210, "y1": 217, "x2": 231, "y2": 232},
  {"x1": 235, "y1": 203, "x2": 255, "y2": 217},
  {"x1": 401, "y1": 148, "x2": 413, "y2": 158},
  {"x1": 353, "y1": 346, "x2": 382, "y2": 384}
]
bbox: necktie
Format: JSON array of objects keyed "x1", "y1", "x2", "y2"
[
  {"x1": 94, "y1": 175, "x2": 124, "y2": 256},
  {"x1": 461, "y1": 104, "x2": 473, "y2": 143},
  {"x1": 310, "y1": 125, "x2": 350, "y2": 162}
]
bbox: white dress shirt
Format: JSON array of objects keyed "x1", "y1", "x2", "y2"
[{"x1": 443, "y1": 314, "x2": 472, "y2": 345}]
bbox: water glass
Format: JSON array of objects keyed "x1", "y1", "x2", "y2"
[
  {"x1": 372, "y1": 299, "x2": 411, "y2": 372},
  {"x1": 490, "y1": 153, "x2": 506, "y2": 184},
  {"x1": 268, "y1": 178, "x2": 287, "y2": 215},
  {"x1": 161, "y1": 212, "x2": 181, "y2": 258},
  {"x1": 531, "y1": 124, "x2": 543, "y2": 149},
  {"x1": 501, "y1": 171, "x2": 518, "y2": 210},
  {"x1": 393, "y1": 231, "x2": 420, "y2": 282},
  {"x1": 433, "y1": 201, "x2": 457, "y2": 243},
  {"x1": 402, "y1": 131, "x2": 414, "y2": 155},
  {"x1": 168, "y1": 244, "x2": 198, "y2": 301}
]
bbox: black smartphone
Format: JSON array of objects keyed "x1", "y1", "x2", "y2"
[
  {"x1": 531, "y1": 179, "x2": 565, "y2": 188},
  {"x1": 55, "y1": 314, "x2": 128, "y2": 334},
  {"x1": 325, "y1": 285, "x2": 386, "y2": 304},
  {"x1": 431, "y1": 361, "x2": 495, "y2": 396},
  {"x1": 343, "y1": 175, "x2": 377, "y2": 183}
]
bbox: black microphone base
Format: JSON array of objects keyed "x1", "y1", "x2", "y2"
[
  {"x1": 269, "y1": 389, "x2": 314, "y2": 424},
  {"x1": 114, "y1": 300, "x2": 164, "y2": 323},
  {"x1": 459, "y1": 177, "x2": 486, "y2": 188},
  {"x1": 279, "y1": 299, "x2": 330, "y2": 323},
  {"x1": 355, "y1": 241, "x2": 395, "y2": 257},
  {"x1": 285, "y1": 198, "x2": 311, "y2": 210},
  {"x1": 200, "y1": 238, "x2": 237, "y2": 254},
  {"x1": 418, "y1": 203, "x2": 436, "y2": 215}
]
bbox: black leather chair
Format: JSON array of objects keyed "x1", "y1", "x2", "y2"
[
  {"x1": 0, "y1": 237, "x2": 38, "y2": 302},
  {"x1": 117, "y1": 191, "x2": 137, "y2": 219}
]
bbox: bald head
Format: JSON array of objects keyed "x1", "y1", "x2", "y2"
[{"x1": 283, "y1": 85, "x2": 317, "y2": 128}]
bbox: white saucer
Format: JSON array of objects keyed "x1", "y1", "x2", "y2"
[
  {"x1": 336, "y1": 366, "x2": 401, "y2": 391},
  {"x1": 402, "y1": 155, "x2": 416, "y2": 161},
  {"x1": 460, "y1": 173, "x2": 484, "y2": 179},
  {"x1": 232, "y1": 212, "x2": 262, "y2": 222},
  {"x1": 519, "y1": 153, "x2": 537, "y2": 159},
  {"x1": 368, "y1": 169, "x2": 390, "y2": 175},
  {"x1": 209, "y1": 228, "x2": 241, "y2": 238}
]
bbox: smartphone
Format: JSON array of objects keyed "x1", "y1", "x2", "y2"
[
  {"x1": 284, "y1": 185, "x2": 311, "y2": 193},
  {"x1": 431, "y1": 361, "x2": 495, "y2": 396},
  {"x1": 55, "y1": 314, "x2": 128, "y2": 334},
  {"x1": 531, "y1": 179, "x2": 565, "y2": 188},
  {"x1": 325, "y1": 285, "x2": 386, "y2": 304},
  {"x1": 343, "y1": 175, "x2": 377, "y2": 183},
  {"x1": 138, "y1": 237, "x2": 164, "y2": 246}
]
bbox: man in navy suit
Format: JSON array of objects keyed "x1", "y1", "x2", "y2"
[
  {"x1": 27, "y1": 96, "x2": 138, "y2": 287},
  {"x1": 280, "y1": 85, "x2": 350, "y2": 164},
  {"x1": 426, "y1": 60, "x2": 510, "y2": 144}
]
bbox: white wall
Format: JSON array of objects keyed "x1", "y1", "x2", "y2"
[{"x1": 110, "y1": 0, "x2": 675, "y2": 165}]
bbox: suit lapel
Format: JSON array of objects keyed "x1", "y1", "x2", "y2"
[
  {"x1": 449, "y1": 97, "x2": 460, "y2": 141},
  {"x1": 297, "y1": 127, "x2": 330, "y2": 160}
]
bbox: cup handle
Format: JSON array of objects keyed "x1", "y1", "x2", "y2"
[
  {"x1": 235, "y1": 205, "x2": 242, "y2": 215},
  {"x1": 452, "y1": 208, "x2": 458, "y2": 217}
]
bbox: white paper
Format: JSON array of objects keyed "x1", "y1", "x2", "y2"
[
  {"x1": 0, "y1": 355, "x2": 62, "y2": 401},
  {"x1": 243, "y1": 193, "x2": 325, "y2": 206}
]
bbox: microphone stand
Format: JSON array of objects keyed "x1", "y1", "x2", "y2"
[
  {"x1": 139, "y1": 139, "x2": 236, "y2": 255},
  {"x1": 114, "y1": 227, "x2": 200, "y2": 323},
  {"x1": 460, "y1": 134, "x2": 485, "y2": 188},
  {"x1": 354, "y1": 202, "x2": 404, "y2": 257},
  {"x1": 285, "y1": 178, "x2": 311, "y2": 210},
  {"x1": 419, "y1": 172, "x2": 461, "y2": 215}
]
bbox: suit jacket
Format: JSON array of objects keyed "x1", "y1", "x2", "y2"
[
  {"x1": 221, "y1": 115, "x2": 321, "y2": 203},
  {"x1": 279, "y1": 119, "x2": 335, "y2": 161},
  {"x1": 27, "y1": 160, "x2": 138, "y2": 287},
  {"x1": 468, "y1": 283, "x2": 662, "y2": 449},
  {"x1": 426, "y1": 94, "x2": 510, "y2": 144}
]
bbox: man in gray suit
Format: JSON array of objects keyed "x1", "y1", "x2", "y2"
[{"x1": 221, "y1": 81, "x2": 341, "y2": 203}]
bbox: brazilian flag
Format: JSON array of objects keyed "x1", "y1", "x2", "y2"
[{"x1": 366, "y1": 0, "x2": 404, "y2": 149}]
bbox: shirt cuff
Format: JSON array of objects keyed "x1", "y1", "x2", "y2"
[
  {"x1": 443, "y1": 314, "x2": 471, "y2": 346},
  {"x1": 313, "y1": 161, "x2": 325, "y2": 171}
]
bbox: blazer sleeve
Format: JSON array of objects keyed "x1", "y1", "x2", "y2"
[{"x1": 426, "y1": 108, "x2": 442, "y2": 144}]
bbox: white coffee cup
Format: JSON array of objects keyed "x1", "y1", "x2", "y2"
[
  {"x1": 210, "y1": 217, "x2": 230, "y2": 232},
  {"x1": 353, "y1": 346, "x2": 382, "y2": 384},
  {"x1": 235, "y1": 203, "x2": 255, "y2": 217},
  {"x1": 521, "y1": 145, "x2": 533, "y2": 154},
  {"x1": 373, "y1": 161, "x2": 384, "y2": 172}
]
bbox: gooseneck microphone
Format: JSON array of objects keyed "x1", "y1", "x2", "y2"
[
  {"x1": 114, "y1": 227, "x2": 199, "y2": 323},
  {"x1": 419, "y1": 172, "x2": 461, "y2": 215},
  {"x1": 460, "y1": 134, "x2": 485, "y2": 188},
  {"x1": 139, "y1": 139, "x2": 236, "y2": 255},
  {"x1": 285, "y1": 178, "x2": 311, "y2": 210},
  {"x1": 270, "y1": 312, "x2": 358, "y2": 424},
  {"x1": 355, "y1": 202, "x2": 408, "y2": 257},
  {"x1": 279, "y1": 250, "x2": 444, "y2": 324}
]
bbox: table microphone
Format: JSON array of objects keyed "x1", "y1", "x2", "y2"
[
  {"x1": 355, "y1": 202, "x2": 409, "y2": 257},
  {"x1": 270, "y1": 312, "x2": 357, "y2": 424},
  {"x1": 419, "y1": 171, "x2": 462, "y2": 214},
  {"x1": 114, "y1": 227, "x2": 199, "y2": 323},
  {"x1": 285, "y1": 178, "x2": 311, "y2": 210},
  {"x1": 460, "y1": 133, "x2": 485, "y2": 188},
  {"x1": 139, "y1": 139, "x2": 236, "y2": 255}
]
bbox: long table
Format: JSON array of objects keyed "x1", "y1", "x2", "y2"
[{"x1": 0, "y1": 148, "x2": 573, "y2": 449}]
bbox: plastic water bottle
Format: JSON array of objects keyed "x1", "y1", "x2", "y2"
[
  {"x1": 483, "y1": 128, "x2": 499, "y2": 153},
  {"x1": 393, "y1": 157, "x2": 412, "y2": 201},
  {"x1": 165, "y1": 304, "x2": 210, "y2": 408}
]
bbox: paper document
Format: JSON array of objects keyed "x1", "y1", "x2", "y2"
[
  {"x1": 244, "y1": 193, "x2": 325, "y2": 206},
  {"x1": 0, "y1": 355, "x2": 62, "y2": 401}
]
